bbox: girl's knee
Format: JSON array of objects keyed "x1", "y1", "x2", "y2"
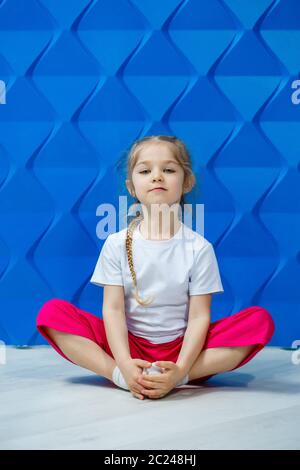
[
  {"x1": 259, "y1": 307, "x2": 275, "y2": 328},
  {"x1": 38, "y1": 298, "x2": 68, "y2": 315},
  {"x1": 44, "y1": 298, "x2": 68, "y2": 309},
  {"x1": 250, "y1": 305, "x2": 274, "y2": 323},
  {"x1": 36, "y1": 298, "x2": 69, "y2": 325},
  {"x1": 251, "y1": 306, "x2": 275, "y2": 340}
]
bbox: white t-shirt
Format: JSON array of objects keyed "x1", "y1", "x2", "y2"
[{"x1": 90, "y1": 221, "x2": 224, "y2": 344}]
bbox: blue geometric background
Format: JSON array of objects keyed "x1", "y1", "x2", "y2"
[{"x1": 0, "y1": 0, "x2": 299, "y2": 347}]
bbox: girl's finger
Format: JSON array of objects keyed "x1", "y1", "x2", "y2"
[
  {"x1": 139, "y1": 375, "x2": 165, "y2": 384},
  {"x1": 133, "y1": 386, "x2": 144, "y2": 394},
  {"x1": 154, "y1": 361, "x2": 173, "y2": 369},
  {"x1": 132, "y1": 381, "x2": 145, "y2": 393},
  {"x1": 141, "y1": 388, "x2": 165, "y2": 398},
  {"x1": 139, "y1": 378, "x2": 160, "y2": 388},
  {"x1": 132, "y1": 391, "x2": 144, "y2": 400}
]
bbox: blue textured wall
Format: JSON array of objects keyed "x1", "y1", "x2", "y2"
[{"x1": 0, "y1": 0, "x2": 299, "y2": 347}]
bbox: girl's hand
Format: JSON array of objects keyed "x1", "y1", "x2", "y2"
[
  {"x1": 137, "y1": 361, "x2": 186, "y2": 399},
  {"x1": 120, "y1": 358, "x2": 152, "y2": 400}
]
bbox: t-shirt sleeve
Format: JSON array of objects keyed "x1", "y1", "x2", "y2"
[
  {"x1": 188, "y1": 242, "x2": 224, "y2": 296},
  {"x1": 90, "y1": 236, "x2": 124, "y2": 287}
]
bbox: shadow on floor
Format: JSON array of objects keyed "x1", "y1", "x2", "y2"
[{"x1": 66, "y1": 372, "x2": 300, "y2": 397}]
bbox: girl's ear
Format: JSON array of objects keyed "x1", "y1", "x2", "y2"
[
  {"x1": 183, "y1": 175, "x2": 195, "y2": 194},
  {"x1": 126, "y1": 179, "x2": 136, "y2": 198}
]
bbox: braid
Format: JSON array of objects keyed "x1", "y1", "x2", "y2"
[{"x1": 125, "y1": 212, "x2": 154, "y2": 307}]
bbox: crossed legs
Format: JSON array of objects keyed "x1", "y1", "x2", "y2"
[
  {"x1": 42, "y1": 327, "x2": 117, "y2": 381},
  {"x1": 42, "y1": 327, "x2": 257, "y2": 383},
  {"x1": 187, "y1": 344, "x2": 257, "y2": 381}
]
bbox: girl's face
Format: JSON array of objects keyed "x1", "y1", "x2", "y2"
[{"x1": 129, "y1": 142, "x2": 186, "y2": 209}]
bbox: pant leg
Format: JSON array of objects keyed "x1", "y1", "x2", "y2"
[
  {"x1": 36, "y1": 298, "x2": 144, "y2": 364},
  {"x1": 195, "y1": 305, "x2": 275, "y2": 383},
  {"x1": 203, "y1": 305, "x2": 275, "y2": 371}
]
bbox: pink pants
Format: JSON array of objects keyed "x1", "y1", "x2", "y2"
[{"x1": 36, "y1": 299, "x2": 275, "y2": 384}]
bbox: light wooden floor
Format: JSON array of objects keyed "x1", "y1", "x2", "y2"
[{"x1": 0, "y1": 346, "x2": 299, "y2": 450}]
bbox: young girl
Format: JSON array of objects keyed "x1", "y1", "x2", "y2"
[{"x1": 36, "y1": 135, "x2": 275, "y2": 401}]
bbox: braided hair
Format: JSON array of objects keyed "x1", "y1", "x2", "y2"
[{"x1": 125, "y1": 212, "x2": 154, "y2": 306}]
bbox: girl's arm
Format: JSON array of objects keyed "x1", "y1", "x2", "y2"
[
  {"x1": 102, "y1": 285, "x2": 132, "y2": 368},
  {"x1": 175, "y1": 294, "x2": 212, "y2": 375}
]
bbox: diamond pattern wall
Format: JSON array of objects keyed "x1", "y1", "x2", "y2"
[{"x1": 0, "y1": 0, "x2": 299, "y2": 347}]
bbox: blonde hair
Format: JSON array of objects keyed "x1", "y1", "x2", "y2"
[{"x1": 124, "y1": 135, "x2": 196, "y2": 306}]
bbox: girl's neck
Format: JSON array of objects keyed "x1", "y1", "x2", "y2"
[{"x1": 139, "y1": 217, "x2": 182, "y2": 240}]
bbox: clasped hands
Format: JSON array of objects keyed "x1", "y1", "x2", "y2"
[{"x1": 138, "y1": 361, "x2": 187, "y2": 399}]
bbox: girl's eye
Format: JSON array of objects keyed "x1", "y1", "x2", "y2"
[{"x1": 139, "y1": 169, "x2": 175, "y2": 174}]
